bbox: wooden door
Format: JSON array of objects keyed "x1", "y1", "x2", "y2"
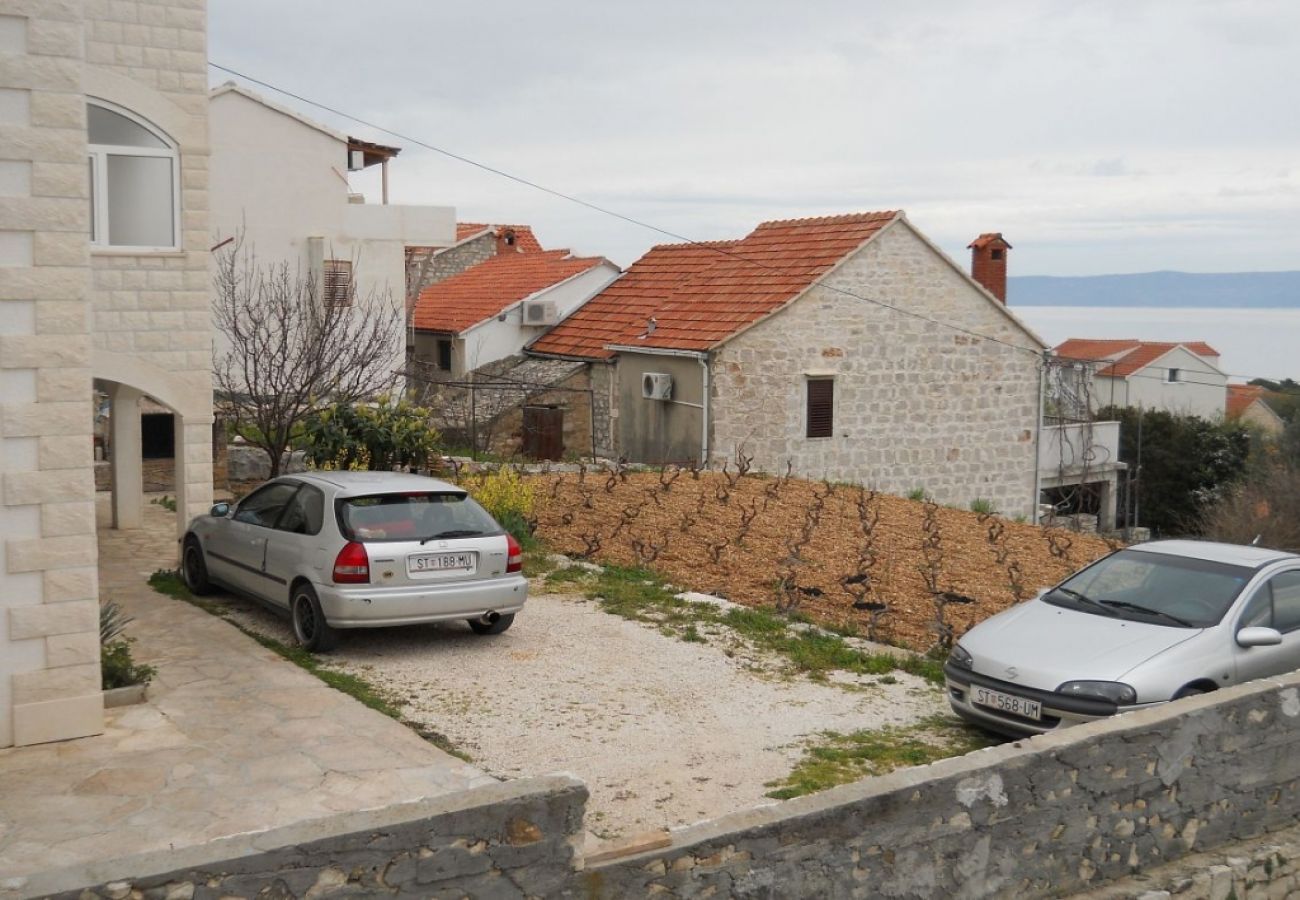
[{"x1": 522, "y1": 406, "x2": 564, "y2": 460}]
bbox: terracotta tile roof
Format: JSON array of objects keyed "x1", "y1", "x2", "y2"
[
  {"x1": 412, "y1": 250, "x2": 608, "y2": 335},
  {"x1": 1053, "y1": 338, "x2": 1221, "y2": 378},
  {"x1": 529, "y1": 211, "x2": 900, "y2": 358},
  {"x1": 1226, "y1": 384, "x2": 1270, "y2": 420},
  {"x1": 455, "y1": 223, "x2": 544, "y2": 253}
]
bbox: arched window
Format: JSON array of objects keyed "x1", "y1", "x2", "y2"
[{"x1": 87, "y1": 101, "x2": 179, "y2": 250}]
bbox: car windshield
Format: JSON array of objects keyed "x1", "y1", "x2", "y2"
[
  {"x1": 337, "y1": 492, "x2": 501, "y2": 543},
  {"x1": 1043, "y1": 549, "x2": 1253, "y2": 628}
]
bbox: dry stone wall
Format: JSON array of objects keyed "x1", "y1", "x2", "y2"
[{"x1": 36, "y1": 671, "x2": 1300, "y2": 899}]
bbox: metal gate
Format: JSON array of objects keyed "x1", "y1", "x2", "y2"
[{"x1": 522, "y1": 405, "x2": 564, "y2": 460}]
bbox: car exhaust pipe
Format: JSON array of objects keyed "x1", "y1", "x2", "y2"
[{"x1": 479, "y1": 611, "x2": 501, "y2": 626}]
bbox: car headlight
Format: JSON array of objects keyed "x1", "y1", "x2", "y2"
[
  {"x1": 1056, "y1": 680, "x2": 1137, "y2": 705},
  {"x1": 948, "y1": 644, "x2": 974, "y2": 671}
]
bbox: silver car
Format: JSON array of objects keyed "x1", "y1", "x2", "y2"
[
  {"x1": 181, "y1": 471, "x2": 527, "y2": 651},
  {"x1": 946, "y1": 539, "x2": 1300, "y2": 738}
]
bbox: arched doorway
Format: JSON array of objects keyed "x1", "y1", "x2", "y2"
[{"x1": 93, "y1": 350, "x2": 213, "y2": 542}]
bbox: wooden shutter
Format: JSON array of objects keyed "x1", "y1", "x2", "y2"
[
  {"x1": 323, "y1": 260, "x2": 353, "y2": 307},
  {"x1": 806, "y1": 379, "x2": 834, "y2": 438}
]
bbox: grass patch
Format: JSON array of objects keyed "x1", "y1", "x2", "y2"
[
  {"x1": 765, "y1": 716, "x2": 999, "y2": 800},
  {"x1": 523, "y1": 548, "x2": 557, "y2": 578},
  {"x1": 574, "y1": 565, "x2": 946, "y2": 685},
  {"x1": 146, "y1": 569, "x2": 470, "y2": 761}
]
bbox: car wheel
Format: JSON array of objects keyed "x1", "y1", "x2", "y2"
[
  {"x1": 468, "y1": 613, "x2": 515, "y2": 636},
  {"x1": 291, "y1": 584, "x2": 339, "y2": 652},
  {"x1": 181, "y1": 536, "x2": 215, "y2": 596}
]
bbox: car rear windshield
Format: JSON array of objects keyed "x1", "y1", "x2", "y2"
[
  {"x1": 1044, "y1": 549, "x2": 1253, "y2": 628},
  {"x1": 336, "y1": 492, "x2": 502, "y2": 543}
]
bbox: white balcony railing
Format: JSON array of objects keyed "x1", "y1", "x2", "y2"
[{"x1": 1038, "y1": 420, "x2": 1121, "y2": 474}]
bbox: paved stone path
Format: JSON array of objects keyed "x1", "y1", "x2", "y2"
[{"x1": 0, "y1": 496, "x2": 492, "y2": 897}]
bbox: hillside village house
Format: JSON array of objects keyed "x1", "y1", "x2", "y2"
[
  {"x1": 409, "y1": 243, "x2": 618, "y2": 382},
  {"x1": 1226, "y1": 383, "x2": 1285, "y2": 436},
  {"x1": 531, "y1": 212, "x2": 1048, "y2": 516},
  {"x1": 209, "y1": 83, "x2": 456, "y2": 386},
  {"x1": 0, "y1": 0, "x2": 211, "y2": 747},
  {"x1": 1052, "y1": 338, "x2": 1228, "y2": 419}
]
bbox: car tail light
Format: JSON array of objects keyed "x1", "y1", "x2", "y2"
[
  {"x1": 333, "y1": 541, "x2": 370, "y2": 584},
  {"x1": 506, "y1": 533, "x2": 523, "y2": 573}
]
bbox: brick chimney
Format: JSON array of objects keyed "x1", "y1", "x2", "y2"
[{"x1": 968, "y1": 233, "x2": 1012, "y2": 303}]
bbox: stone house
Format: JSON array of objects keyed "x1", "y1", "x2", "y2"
[
  {"x1": 0, "y1": 0, "x2": 212, "y2": 747},
  {"x1": 530, "y1": 211, "x2": 1048, "y2": 516},
  {"x1": 1052, "y1": 338, "x2": 1228, "y2": 419},
  {"x1": 1226, "y1": 383, "x2": 1285, "y2": 436}
]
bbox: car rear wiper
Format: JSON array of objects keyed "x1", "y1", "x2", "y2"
[
  {"x1": 1097, "y1": 599, "x2": 1194, "y2": 627},
  {"x1": 419, "y1": 529, "x2": 483, "y2": 545},
  {"x1": 1051, "y1": 587, "x2": 1117, "y2": 616}
]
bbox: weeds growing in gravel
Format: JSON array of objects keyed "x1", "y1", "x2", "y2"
[
  {"x1": 146, "y1": 569, "x2": 470, "y2": 761},
  {"x1": 764, "y1": 715, "x2": 998, "y2": 800},
  {"x1": 547, "y1": 564, "x2": 946, "y2": 685}
]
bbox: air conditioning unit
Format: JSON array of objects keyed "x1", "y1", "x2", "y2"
[
  {"x1": 522, "y1": 300, "x2": 559, "y2": 326},
  {"x1": 642, "y1": 372, "x2": 673, "y2": 401}
]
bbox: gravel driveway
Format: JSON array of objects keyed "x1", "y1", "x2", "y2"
[{"x1": 217, "y1": 583, "x2": 949, "y2": 841}]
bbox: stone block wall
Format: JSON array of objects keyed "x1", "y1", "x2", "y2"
[
  {"x1": 0, "y1": 0, "x2": 103, "y2": 749},
  {"x1": 35, "y1": 669, "x2": 1300, "y2": 898},
  {"x1": 590, "y1": 360, "x2": 616, "y2": 458},
  {"x1": 710, "y1": 219, "x2": 1043, "y2": 517},
  {"x1": 487, "y1": 367, "x2": 594, "y2": 459}
]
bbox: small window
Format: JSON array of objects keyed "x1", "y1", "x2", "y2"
[
  {"x1": 1166, "y1": 368, "x2": 1181, "y2": 384},
  {"x1": 87, "y1": 101, "x2": 179, "y2": 250},
  {"x1": 323, "y1": 260, "x2": 353, "y2": 307},
  {"x1": 990, "y1": 248, "x2": 1004, "y2": 261},
  {"x1": 806, "y1": 378, "x2": 834, "y2": 439},
  {"x1": 232, "y1": 482, "x2": 301, "y2": 528},
  {"x1": 437, "y1": 339, "x2": 452, "y2": 372}
]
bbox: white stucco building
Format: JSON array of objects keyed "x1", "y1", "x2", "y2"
[
  {"x1": 208, "y1": 83, "x2": 456, "y2": 384},
  {"x1": 1053, "y1": 338, "x2": 1228, "y2": 419},
  {"x1": 0, "y1": 0, "x2": 213, "y2": 747}
]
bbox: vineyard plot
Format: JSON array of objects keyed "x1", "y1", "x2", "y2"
[{"x1": 528, "y1": 469, "x2": 1115, "y2": 652}]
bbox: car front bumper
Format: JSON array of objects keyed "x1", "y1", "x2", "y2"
[
  {"x1": 315, "y1": 575, "x2": 528, "y2": 628},
  {"x1": 943, "y1": 662, "x2": 1147, "y2": 738}
]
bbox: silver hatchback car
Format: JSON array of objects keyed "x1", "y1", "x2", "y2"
[
  {"x1": 946, "y1": 540, "x2": 1300, "y2": 738},
  {"x1": 181, "y1": 471, "x2": 527, "y2": 651}
]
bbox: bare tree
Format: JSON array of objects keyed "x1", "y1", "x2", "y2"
[{"x1": 213, "y1": 236, "x2": 402, "y2": 477}]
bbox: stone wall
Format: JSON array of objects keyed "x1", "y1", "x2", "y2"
[
  {"x1": 488, "y1": 367, "x2": 595, "y2": 460},
  {"x1": 407, "y1": 231, "x2": 495, "y2": 304},
  {"x1": 590, "y1": 360, "x2": 616, "y2": 459},
  {"x1": 0, "y1": 0, "x2": 103, "y2": 750},
  {"x1": 710, "y1": 218, "x2": 1044, "y2": 517},
  {"x1": 27, "y1": 776, "x2": 587, "y2": 900},
  {"x1": 34, "y1": 669, "x2": 1300, "y2": 898}
]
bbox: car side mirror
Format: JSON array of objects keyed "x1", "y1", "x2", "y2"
[
  {"x1": 1237, "y1": 626, "x2": 1283, "y2": 648},
  {"x1": 210, "y1": 502, "x2": 230, "y2": 517}
]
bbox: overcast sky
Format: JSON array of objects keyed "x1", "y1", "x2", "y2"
[{"x1": 209, "y1": 1, "x2": 1300, "y2": 276}]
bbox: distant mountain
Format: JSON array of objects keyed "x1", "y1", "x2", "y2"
[{"x1": 1008, "y1": 270, "x2": 1300, "y2": 307}]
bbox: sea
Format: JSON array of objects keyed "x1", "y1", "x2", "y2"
[{"x1": 1011, "y1": 306, "x2": 1300, "y2": 384}]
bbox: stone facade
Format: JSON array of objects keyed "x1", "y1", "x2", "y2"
[
  {"x1": 590, "y1": 360, "x2": 616, "y2": 458},
  {"x1": 709, "y1": 219, "x2": 1043, "y2": 517},
  {"x1": 36, "y1": 669, "x2": 1300, "y2": 898},
  {"x1": 408, "y1": 231, "x2": 496, "y2": 302},
  {"x1": 0, "y1": 0, "x2": 211, "y2": 748}
]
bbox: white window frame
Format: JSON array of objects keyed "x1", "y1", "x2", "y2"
[{"x1": 87, "y1": 99, "x2": 181, "y2": 253}]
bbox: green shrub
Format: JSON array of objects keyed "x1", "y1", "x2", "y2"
[
  {"x1": 906, "y1": 488, "x2": 928, "y2": 502},
  {"x1": 101, "y1": 639, "x2": 156, "y2": 689},
  {"x1": 472, "y1": 468, "x2": 535, "y2": 539},
  {"x1": 969, "y1": 498, "x2": 996, "y2": 515},
  {"x1": 301, "y1": 396, "x2": 439, "y2": 471}
]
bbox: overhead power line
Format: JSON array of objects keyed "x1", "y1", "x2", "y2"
[{"x1": 208, "y1": 62, "x2": 1297, "y2": 392}]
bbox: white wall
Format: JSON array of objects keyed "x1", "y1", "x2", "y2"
[
  {"x1": 459, "y1": 262, "x2": 619, "y2": 375},
  {"x1": 1092, "y1": 346, "x2": 1226, "y2": 418},
  {"x1": 208, "y1": 90, "x2": 456, "y2": 386}
]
